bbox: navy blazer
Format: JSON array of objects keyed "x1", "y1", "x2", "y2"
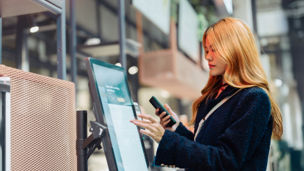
[{"x1": 155, "y1": 86, "x2": 273, "y2": 171}]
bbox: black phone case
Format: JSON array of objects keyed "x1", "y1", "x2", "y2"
[{"x1": 149, "y1": 96, "x2": 176, "y2": 127}]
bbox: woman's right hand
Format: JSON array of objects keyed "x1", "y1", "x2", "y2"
[{"x1": 156, "y1": 104, "x2": 180, "y2": 132}]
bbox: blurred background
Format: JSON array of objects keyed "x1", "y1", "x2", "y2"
[{"x1": 1, "y1": 0, "x2": 303, "y2": 170}]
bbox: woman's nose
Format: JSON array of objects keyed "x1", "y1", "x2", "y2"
[{"x1": 205, "y1": 54, "x2": 213, "y2": 61}]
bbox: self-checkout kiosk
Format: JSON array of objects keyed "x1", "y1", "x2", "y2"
[
  {"x1": 77, "y1": 57, "x2": 149, "y2": 171},
  {"x1": 0, "y1": 58, "x2": 149, "y2": 171}
]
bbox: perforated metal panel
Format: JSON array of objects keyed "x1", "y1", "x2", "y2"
[{"x1": 0, "y1": 65, "x2": 76, "y2": 171}]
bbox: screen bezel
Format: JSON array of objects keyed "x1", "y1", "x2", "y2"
[{"x1": 86, "y1": 57, "x2": 149, "y2": 171}]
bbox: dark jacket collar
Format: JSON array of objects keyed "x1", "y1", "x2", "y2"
[{"x1": 195, "y1": 85, "x2": 239, "y2": 132}]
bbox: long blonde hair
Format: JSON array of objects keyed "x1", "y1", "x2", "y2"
[{"x1": 192, "y1": 17, "x2": 283, "y2": 139}]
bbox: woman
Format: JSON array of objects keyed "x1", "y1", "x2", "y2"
[{"x1": 131, "y1": 17, "x2": 283, "y2": 170}]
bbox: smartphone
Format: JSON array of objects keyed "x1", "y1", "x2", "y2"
[{"x1": 149, "y1": 96, "x2": 176, "y2": 127}]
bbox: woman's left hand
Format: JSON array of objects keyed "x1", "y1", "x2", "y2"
[{"x1": 130, "y1": 114, "x2": 165, "y2": 143}]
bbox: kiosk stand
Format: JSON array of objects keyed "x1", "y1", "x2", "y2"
[
  {"x1": 82, "y1": 57, "x2": 149, "y2": 171},
  {"x1": 76, "y1": 110, "x2": 107, "y2": 171}
]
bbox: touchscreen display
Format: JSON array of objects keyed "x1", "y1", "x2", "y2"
[{"x1": 90, "y1": 61, "x2": 148, "y2": 171}]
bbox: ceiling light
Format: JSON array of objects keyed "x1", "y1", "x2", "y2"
[
  {"x1": 85, "y1": 37, "x2": 101, "y2": 46},
  {"x1": 30, "y1": 26, "x2": 39, "y2": 33},
  {"x1": 128, "y1": 66, "x2": 138, "y2": 75}
]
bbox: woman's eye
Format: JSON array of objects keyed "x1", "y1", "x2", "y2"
[{"x1": 205, "y1": 50, "x2": 209, "y2": 54}]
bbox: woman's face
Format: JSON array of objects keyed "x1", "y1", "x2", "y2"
[{"x1": 205, "y1": 37, "x2": 227, "y2": 76}]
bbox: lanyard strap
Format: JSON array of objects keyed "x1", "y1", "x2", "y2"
[{"x1": 194, "y1": 89, "x2": 242, "y2": 141}]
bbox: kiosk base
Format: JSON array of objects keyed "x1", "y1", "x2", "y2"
[{"x1": 76, "y1": 110, "x2": 107, "y2": 171}]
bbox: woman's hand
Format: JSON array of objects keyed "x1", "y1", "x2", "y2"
[
  {"x1": 130, "y1": 114, "x2": 165, "y2": 143},
  {"x1": 158, "y1": 104, "x2": 180, "y2": 132}
]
